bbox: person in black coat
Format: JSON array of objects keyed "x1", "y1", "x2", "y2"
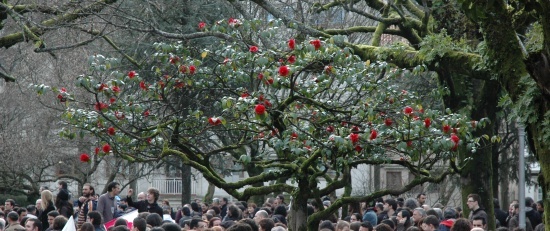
[
  {"x1": 126, "y1": 187, "x2": 163, "y2": 217},
  {"x1": 39, "y1": 190, "x2": 56, "y2": 228}
]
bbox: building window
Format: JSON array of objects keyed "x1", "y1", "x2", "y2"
[{"x1": 386, "y1": 171, "x2": 402, "y2": 190}]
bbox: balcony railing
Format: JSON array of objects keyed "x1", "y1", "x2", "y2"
[{"x1": 150, "y1": 178, "x2": 198, "y2": 195}]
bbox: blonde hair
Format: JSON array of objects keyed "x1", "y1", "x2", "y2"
[{"x1": 41, "y1": 190, "x2": 54, "y2": 209}]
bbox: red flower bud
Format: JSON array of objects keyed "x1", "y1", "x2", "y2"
[
  {"x1": 102, "y1": 144, "x2": 111, "y2": 153},
  {"x1": 424, "y1": 118, "x2": 431, "y2": 128},
  {"x1": 198, "y1": 22, "x2": 206, "y2": 30},
  {"x1": 128, "y1": 71, "x2": 136, "y2": 78},
  {"x1": 255, "y1": 104, "x2": 266, "y2": 115},
  {"x1": 288, "y1": 55, "x2": 296, "y2": 64},
  {"x1": 208, "y1": 117, "x2": 222, "y2": 126},
  {"x1": 369, "y1": 130, "x2": 378, "y2": 140},
  {"x1": 189, "y1": 65, "x2": 196, "y2": 74},
  {"x1": 107, "y1": 127, "x2": 116, "y2": 136},
  {"x1": 443, "y1": 124, "x2": 451, "y2": 133},
  {"x1": 326, "y1": 126, "x2": 334, "y2": 133},
  {"x1": 310, "y1": 39, "x2": 321, "y2": 50},
  {"x1": 288, "y1": 39, "x2": 295, "y2": 50},
  {"x1": 404, "y1": 106, "x2": 413, "y2": 115},
  {"x1": 249, "y1": 46, "x2": 259, "y2": 53},
  {"x1": 349, "y1": 133, "x2": 360, "y2": 144},
  {"x1": 80, "y1": 153, "x2": 90, "y2": 162},
  {"x1": 279, "y1": 65, "x2": 290, "y2": 77},
  {"x1": 384, "y1": 118, "x2": 393, "y2": 126}
]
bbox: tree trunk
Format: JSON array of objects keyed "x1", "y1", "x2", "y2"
[
  {"x1": 526, "y1": 124, "x2": 550, "y2": 230},
  {"x1": 204, "y1": 182, "x2": 215, "y2": 204},
  {"x1": 289, "y1": 179, "x2": 310, "y2": 231},
  {"x1": 181, "y1": 163, "x2": 192, "y2": 204}
]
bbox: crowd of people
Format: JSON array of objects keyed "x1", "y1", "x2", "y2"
[{"x1": 0, "y1": 182, "x2": 545, "y2": 231}]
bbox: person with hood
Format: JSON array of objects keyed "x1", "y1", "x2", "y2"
[
  {"x1": 127, "y1": 187, "x2": 163, "y2": 217},
  {"x1": 438, "y1": 208, "x2": 457, "y2": 231}
]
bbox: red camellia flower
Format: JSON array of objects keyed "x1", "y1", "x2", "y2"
[
  {"x1": 179, "y1": 65, "x2": 187, "y2": 73},
  {"x1": 450, "y1": 133, "x2": 460, "y2": 151},
  {"x1": 143, "y1": 110, "x2": 150, "y2": 117},
  {"x1": 241, "y1": 92, "x2": 250, "y2": 98},
  {"x1": 255, "y1": 104, "x2": 266, "y2": 115},
  {"x1": 288, "y1": 38, "x2": 295, "y2": 50},
  {"x1": 264, "y1": 100, "x2": 272, "y2": 108},
  {"x1": 139, "y1": 81, "x2": 147, "y2": 90},
  {"x1": 258, "y1": 73, "x2": 264, "y2": 80},
  {"x1": 384, "y1": 118, "x2": 393, "y2": 126},
  {"x1": 291, "y1": 132, "x2": 298, "y2": 140},
  {"x1": 369, "y1": 130, "x2": 378, "y2": 140},
  {"x1": 424, "y1": 118, "x2": 431, "y2": 128},
  {"x1": 404, "y1": 106, "x2": 413, "y2": 115},
  {"x1": 94, "y1": 102, "x2": 108, "y2": 111},
  {"x1": 288, "y1": 55, "x2": 296, "y2": 64},
  {"x1": 349, "y1": 133, "x2": 360, "y2": 144},
  {"x1": 355, "y1": 145, "x2": 362, "y2": 152},
  {"x1": 112, "y1": 86, "x2": 120, "y2": 93},
  {"x1": 258, "y1": 94, "x2": 265, "y2": 101},
  {"x1": 109, "y1": 98, "x2": 116, "y2": 104},
  {"x1": 326, "y1": 126, "x2": 335, "y2": 133},
  {"x1": 115, "y1": 111, "x2": 125, "y2": 120},
  {"x1": 128, "y1": 71, "x2": 136, "y2": 78},
  {"x1": 249, "y1": 46, "x2": 259, "y2": 53},
  {"x1": 102, "y1": 143, "x2": 111, "y2": 153},
  {"x1": 98, "y1": 83, "x2": 107, "y2": 91},
  {"x1": 57, "y1": 94, "x2": 65, "y2": 102},
  {"x1": 107, "y1": 127, "x2": 116, "y2": 136},
  {"x1": 351, "y1": 126, "x2": 360, "y2": 133},
  {"x1": 189, "y1": 65, "x2": 196, "y2": 74},
  {"x1": 169, "y1": 56, "x2": 180, "y2": 64},
  {"x1": 80, "y1": 153, "x2": 90, "y2": 162},
  {"x1": 198, "y1": 22, "x2": 206, "y2": 30},
  {"x1": 443, "y1": 124, "x2": 451, "y2": 133},
  {"x1": 324, "y1": 66, "x2": 333, "y2": 74},
  {"x1": 94, "y1": 147, "x2": 100, "y2": 155},
  {"x1": 407, "y1": 141, "x2": 413, "y2": 147},
  {"x1": 208, "y1": 117, "x2": 222, "y2": 126},
  {"x1": 266, "y1": 78, "x2": 274, "y2": 85},
  {"x1": 310, "y1": 39, "x2": 321, "y2": 50},
  {"x1": 279, "y1": 65, "x2": 290, "y2": 77}
]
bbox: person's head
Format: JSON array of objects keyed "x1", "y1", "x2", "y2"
[
  {"x1": 358, "y1": 221, "x2": 372, "y2": 231},
  {"x1": 52, "y1": 216, "x2": 67, "y2": 230},
  {"x1": 239, "y1": 219, "x2": 258, "y2": 231},
  {"x1": 416, "y1": 194, "x2": 426, "y2": 205},
  {"x1": 273, "y1": 205, "x2": 286, "y2": 217},
  {"x1": 146, "y1": 213, "x2": 162, "y2": 227},
  {"x1": 35, "y1": 199, "x2": 42, "y2": 211},
  {"x1": 82, "y1": 183, "x2": 95, "y2": 197},
  {"x1": 189, "y1": 218, "x2": 207, "y2": 230},
  {"x1": 383, "y1": 198, "x2": 397, "y2": 212},
  {"x1": 225, "y1": 222, "x2": 252, "y2": 231},
  {"x1": 58, "y1": 181, "x2": 68, "y2": 190},
  {"x1": 421, "y1": 215, "x2": 439, "y2": 231},
  {"x1": 253, "y1": 210, "x2": 268, "y2": 224},
  {"x1": 0, "y1": 218, "x2": 5, "y2": 231},
  {"x1": 336, "y1": 221, "x2": 350, "y2": 231},
  {"x1": 208, "y1": 217, "x2": 221, "y2": 228},
  {"x1": 443, "y1": 208, "x2": 456, "y2": 220},
  {"x1": 412, "y1": 208, "x2": 425, "y2": 223},
  {"x1": 17, "y1": 208, "x2": 28, "y2": 219},
  {"x1": 137, "y1": 192, "x2": 146, "y2": 201},
  {"x1": 132, "y1": 218, "x2": 147, "y2": 231},
  {"x1": 257, "y1": 218, "x2": 274, "y2": 231},
  {"x1": 7, "y1": 212, "x2": 18, "y2": 223},
  {"x1": 450, "y1": 218, "x2": 471, "y2": 231},
  {"x1": 161, "y1": 222, "x2": 182, "y2": 231},
  {"x1": 319, "y1": 220, "x2": 335, "y2": 231},
  {"x1": 81, "y1": 222, "x2": 95, "y2": 231},
  {"x1": 107, "y1": 182, "x2": 121, "y2": 195},
  {"x1": 114, "y1": 218, "x2": 128, "y2": 227},
  {"x1": 375, "y1": 203, "x2": 383, "y2": 214},
  {"x1": 87, "y1": 211, "x2": 102, "y2": 226},
  {"x1": 467, "y1": 194, "x2": 481, "y2": 210},
  {"x1": 373, "y1": 224, "x2": 392, "y2": 231},
  {"x1": 471, "y1": 216, "x2": 486, "y2": 230},
  {"x1": 146, "y1": 188, "x2": 160, "y2": 203},
  {"x1": 350, "y1": 213, "x2": 361, "y2": 223},
  {"x1": 397, "y1": 210, "x2": 411, "y2": 225},
  {"x1": 190, "y1": 202, "x2": 200, "y2": 212},
  {"x1": 25, "y1": 218, "x2": 42, "y2": 231},
  {"x1": 4, "y1": 200, "x2": 15, "y2": 211},
  {"x1": 536, "y1": 200, "x2": 543, "y2": 212},
  {"x1": 41, "y1": 190, "x2": 53, "y2": 209},
  {"x1": 247, "y1": 203, "x2": 257, "y2": 215},
  {"x1": 221, "y1": 198, "x2": 229, "y2": 206},
  {"x1": 227, "y1": 205, "x2": 241, "y2": 219},
  {"x1": 46, "y1": 211, "x2": 59, "y2": 228},
  {"x1": 403, "y1": 198, "x2": 419, "y2": 211},
  {"x1": 26, "y1": 205, "x2": 36, "y2": 216}
]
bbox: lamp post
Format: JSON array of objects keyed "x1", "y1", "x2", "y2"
[{"x1": 517, "y1": 122, "x2": 526, "y2": 229}]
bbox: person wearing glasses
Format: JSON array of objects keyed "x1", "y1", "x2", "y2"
[{"x1": 466, "y1": 194, "x2": 487, "y2": 224}]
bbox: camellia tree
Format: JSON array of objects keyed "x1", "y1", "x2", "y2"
[{"x1": 35, "y1": 19, "x2": 487, "y2": 231}]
